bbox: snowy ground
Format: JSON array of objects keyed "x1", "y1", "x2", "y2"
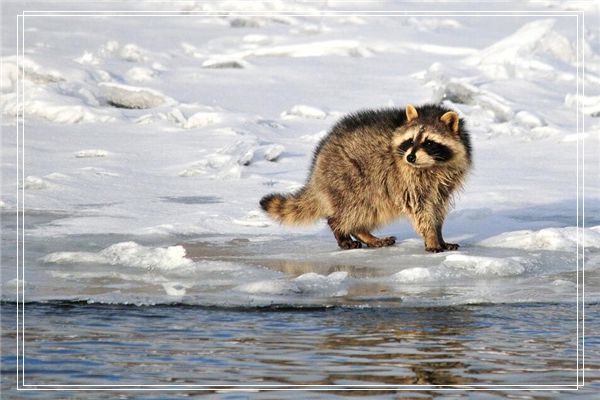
[{"x1": 1, "y1": 1, "x2": 599, "y2": 307}]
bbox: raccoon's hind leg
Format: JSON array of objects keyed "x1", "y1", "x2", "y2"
[
  {"x1": 327, "y1": 217, "x2": 362, "y2": 249},
  {"x1": 353, "y1": 231, "x2": 396, "y2": 248}
]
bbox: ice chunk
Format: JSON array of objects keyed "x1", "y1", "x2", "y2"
[
  {"x1": 2, "y1": 75, "x2": 114, "y2": 124},
  {"x1": 126, "y1": 67, "x2": 156, "y2": 82},
  {"x1": 74, "y1": 51, "x2": 101, "y2": 65},
  {"x1": 100, "y1": 82, "x2": 170, "y2": 109},
  {"x1": 264, "y1": 144, "x2": 284, "y2": 161},
  {"x1": 238, "y1": 149, "x2": 255, "y2": 166},
  {"x1": 300, "y1": 130, "x2": 327, "y2": 143},
  {"x1": 281, "y1": 105, "x2": 327, "y2": 119},
  {"x1": 43, "y1": 241, "x2": 194, "y2": 270},
  {"x1": 165, "y1": 108, "x2": 184, "y2": 123},
  {"x1": 1, "y1": 55, "x2": 63, "y2": 90},
  {"x1": 202, "y1": 59, "x2": 249, "y2": 69},
  {"x1": 293, "y1": 271, "x2": 349, "y2": 296},
  {"x1": 100, "y1": 242, "x2": 193, "y2": 270},
  {"x1": 431, "y1": 79, "x2": 513, "y2": 122},
  {"x1": 218, "y1": 139, "x2": 257, "y2": 165},
  {"x1": 183, "y1": 112, "x2": 221, "y2": 129},
  {"x1": 236, "y1": 279, "x2": 298, "y2": 295},
  {"x1": 236, "y1": 271, "x2": 348, "y2": 297},
  {"x1": 515, "y1": 111, "x2": 545, "y2": 128},
  {"x1": 119, "y1": 43, "x2": 149, "y2": 62}
]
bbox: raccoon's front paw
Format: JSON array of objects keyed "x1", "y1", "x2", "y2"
[
  {"x1": 339, "y1": 240, "x2": 362, "y2": 250},
  {"x1": 443, "y1": 243, "x2": 460, "y2": 251}
]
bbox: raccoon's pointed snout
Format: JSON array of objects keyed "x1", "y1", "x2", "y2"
[{"x1": 406, "y1": 153, "x2": 416, "y2": 164}]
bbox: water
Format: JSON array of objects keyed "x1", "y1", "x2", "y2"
[{"x1": 1, "y1": 301, "x2": 598, "y2": 398}]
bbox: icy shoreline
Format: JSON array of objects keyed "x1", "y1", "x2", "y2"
[{"x1": 1, "y1": 1, "x2": 598, "y2": 307}]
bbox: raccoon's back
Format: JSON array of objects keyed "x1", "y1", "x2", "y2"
[
  {"x1": 331, "y1": 108, "x2": 409, "y2": 135},
  {"x1": 308, "y1": 108, "x2": 408, "y2": 176}
]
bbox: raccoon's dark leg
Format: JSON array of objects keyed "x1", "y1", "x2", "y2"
[
  {"x1": 353, "y1": 231, "x2": 396, "y2": 248},
  {"x1": 436, "y1": 224, "x2": 459, "y2": 251},
  {"x1": 327, "y1": 217, "x2": 362, "y2": 250}
]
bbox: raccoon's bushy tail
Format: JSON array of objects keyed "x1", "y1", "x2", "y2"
[{"x1": 260, "y1": 187, "x2": 323, "y2": 225}]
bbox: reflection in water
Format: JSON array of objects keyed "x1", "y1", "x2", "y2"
[
  {"x1": 182, "y1": 240, "x2": 385, "y2": 278},
  {"x1": 259, "y1": 259, "x2": 387, "y2": 279},
  {"x1": 311, "y1": 308, "x2": 475, "y2": 386}
]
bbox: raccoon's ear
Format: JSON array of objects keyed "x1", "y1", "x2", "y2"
[
  {"x1": 405, "y1": 104, "x2": 418, "y2": 122},
  {"x1": 440, "y1": 111, "x2": 460, "y2": 135}
]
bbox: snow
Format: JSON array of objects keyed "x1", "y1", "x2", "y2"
[
  {"x1": 465, "y1": 19, "x2": 577, "y2": 80},
  {"x1": 1, "y1": 1, "x2": 598, "y2": 307},
  {"x1": 480, "y1": 226, "x2": 600, "y2": 252}
]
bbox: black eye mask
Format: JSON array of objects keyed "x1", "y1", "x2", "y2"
[
  {"x1": 397, "y1": 138, "x2": 413, "y2": 154},
  {"x1": 422, "y1": 140, "x2": 454, "y2": 162}
]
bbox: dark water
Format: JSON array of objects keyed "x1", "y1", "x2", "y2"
[{"x1": 1, "y1": 302, "x2": 598, "y2": 399}]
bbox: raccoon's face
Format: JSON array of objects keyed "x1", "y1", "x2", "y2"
[
  {"x1": 392, "y1": 105, "x2": 465, "y2": 169},
  {"x1": 395, "y1": 126, "x2": 454, "y2": 168}
]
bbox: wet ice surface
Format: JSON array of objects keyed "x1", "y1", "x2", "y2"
[{"x1": 2, "y1": 210, "x2": 599, "y2": 307}]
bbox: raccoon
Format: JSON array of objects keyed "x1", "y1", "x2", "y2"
[{"x1": 260, "y1": 104, "x2": 472, "y2": 252}]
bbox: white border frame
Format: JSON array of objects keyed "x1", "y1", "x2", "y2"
[{"x1": 13, "y1": 6, "x2": 587, "y2": 393}]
